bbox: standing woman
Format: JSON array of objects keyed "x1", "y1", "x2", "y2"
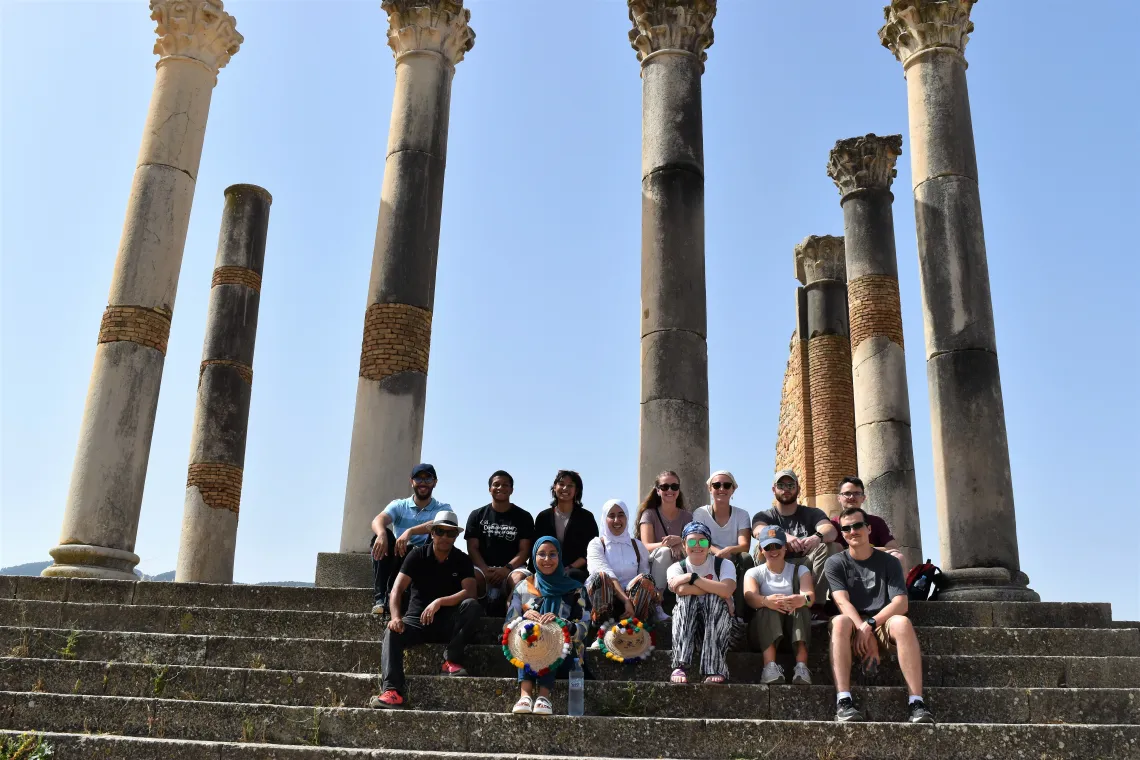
[
  {"x1": 666, "y1": 522, "x2": 736, "y2": 684},
  {"x1": 586, "y1": 499, "x2": 659, "y2": 626},
  {"x1": 505, "y1": 537, "x2": 590, "y2": 715},
  {"x1": 635, "y1": 470, "x2": 693, "y2": 591},
  {"x1": 693, "y1": 470, "x2": 754, "y2": 619},
  {"x1": 531, "y1": 470, "x2": 598, "y2": 583}
]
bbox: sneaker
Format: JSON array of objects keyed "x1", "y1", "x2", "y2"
[
  {"x1": 441, "y1": 660, "x2": 468, "y2": 676},
  {"x1": 792, "y1": 662, "x2": 812, "y2": 685},
  {"x1": 369, "y1": 689, "x2": 405, "y2": 709},
  {"x1": 653, "y1": 605, "x2": 670, "y2": 623},
  {"x1": 760, "y1": 661, "x2": 785, "y2": 685},
  {"x1": 532, "y1": 696, "x2": 553, "y2": 715},
  {"x1": 908, "y1": 699, "x2": 935, "y2": 724},
  {"x1": 371, "y1": 603, "x2": 386, "y2": 616},
  {"x1": 836, "y1": 696, "x2": 864, "y2": 722}
]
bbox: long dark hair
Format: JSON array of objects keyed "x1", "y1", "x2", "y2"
[
  {"x1": 549, "y1": 470, "x2": 584, "y2": 509},
  {"x1": 634, "y1": 470, "x2": 686, "y2": 530}
]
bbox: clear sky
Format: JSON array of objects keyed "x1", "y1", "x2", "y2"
[{"x1": 2, "y1": 1, "x2": 1137, "y2": 618}]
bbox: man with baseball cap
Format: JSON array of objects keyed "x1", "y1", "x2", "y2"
[
  {"x1": 751, "y1": 469, "x2": 838, "y2": 610},
  {"x1": 369, "y1": 463, "x2": 451, "y2": 616},
  {"x1": 371, "y1": 510, "x2": 482, "y2": 708}
]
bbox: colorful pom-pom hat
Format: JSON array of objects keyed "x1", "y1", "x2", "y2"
[
  {"x1": 596, "y1": 618, "x2": 655, "y2": 664},
  {"x1": 502, "y1": 617, "x2": 572, "y2": 678}
]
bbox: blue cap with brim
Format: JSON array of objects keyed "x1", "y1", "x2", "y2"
[{"x1": 758, "y1": 524, "x2": 787, "y2": 548}]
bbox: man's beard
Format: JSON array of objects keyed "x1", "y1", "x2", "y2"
[{"x1": 775, "y1": 493, "x2": 797, "y2": 505}]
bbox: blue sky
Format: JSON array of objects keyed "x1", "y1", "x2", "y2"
[{"x1": 2, "y1": 1, "x2": 1137, "y2": 618}]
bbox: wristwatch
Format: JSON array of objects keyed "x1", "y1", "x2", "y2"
[
  {"x1": 689, "y1": 572, "x2": 699, "y2": 586},
  {"x1": 802, "y1": 593, "x2": 813, "y2": 606},
  {"x1": 866, "y1": 617, "x2": 878, "y2": 629},
  {"x1": 812, "y1": 530, "x2": 825, "y2": 541}
]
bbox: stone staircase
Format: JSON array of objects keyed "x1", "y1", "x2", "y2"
[{"x1": 1, "y1": 576, "x2": 1137, "y2": 759}]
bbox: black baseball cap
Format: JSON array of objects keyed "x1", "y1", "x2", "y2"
[{"x1": 411, "y1": 463, "x2": 437, "y2": 479}]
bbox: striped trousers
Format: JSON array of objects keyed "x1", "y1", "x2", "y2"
[
  {"x1": 585, "y1": 572, "x2": 656, "y2": 623},
  {"x1": 671, "y1": 593, "x2": 733, "y2": 678}
]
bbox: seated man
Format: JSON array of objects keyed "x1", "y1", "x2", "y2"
[
  {"x1": 370, "y1": 511, "x2": 482, "y2": 709},
  {"x1": 752, "y1": 469, "x2": 838, "y2": 606},
  {"x1": 824, "y1": 507, "x2": 934, "y2": 724},
  {"x1": 830, "y1": 476, "x2": 907, "y2": 567},
  {"x1": 369, "y1": 463, "x2": 450, "y2": 615},
  {"x1": 465, "y1": 470, "x2": 534, "y2": 614}
]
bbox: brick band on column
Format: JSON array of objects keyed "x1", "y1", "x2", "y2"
[
  {"x1": 359, "y1": 303, "x2": 432, "y2": 382},
  {"x1": 200, "y1": 358, "x2": 252, "y2": 385},
  {"x1": 848, "y1": 275, "x2": 904, "y2": 351},
  {"x1": 97, "y1": 306, "x2": 172, "y2": 354},
  {"x1": 808, "y1": 333, "x2": 857, "y2": 498},
  {"x1": 186, "y1": 462, "x2": 244, "y2": 513},
  {"x1": 211, "y1": 266, "x2": 262, "y2": 292}
]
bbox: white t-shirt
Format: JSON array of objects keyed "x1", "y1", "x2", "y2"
[
  {"x1": 693, "y1": 505, "x2": 751, "y2": 551},
  {"x1": 667, "y1": 555, "x2": 737, "y2": 584},
  {"x1": 745, "y1": 562, "x2": 809, "y2": 596}
]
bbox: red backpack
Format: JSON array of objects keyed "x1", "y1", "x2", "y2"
[{"x1": 906, "y1": 559, "x2": 943, "y2": 601}]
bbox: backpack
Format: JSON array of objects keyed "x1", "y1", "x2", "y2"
[
  {"x1": 680, "y1": 556, "x2": 724, "y2": 579},
  {"x1": 906, "y1": 559, "x2": 943, "y2": 601}
]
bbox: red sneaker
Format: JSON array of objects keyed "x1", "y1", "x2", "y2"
[
  {"x1": 441, "y1": 660, "x2": 469, "y2": 677},
  {"x1": 368, "y1": 689, "x2": 405, "y2": 708}
]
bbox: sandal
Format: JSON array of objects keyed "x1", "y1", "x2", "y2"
[
  {"x1": 511, "y1": 695, "x2": 533, "y2": 714},
  {"x1": 532, "y1": 696, "x2": 553, "y2": 715},
  {"x1": 669, "y1": 667, "x2": 688, "y2": 684},
  {"x1": 704, "y1": 674, "x2": 727, "y2": 684}
]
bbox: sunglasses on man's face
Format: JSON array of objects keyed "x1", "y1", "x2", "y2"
[
  {"x1": 710, "y1": 482, "x2": 733, "y2": 490},
  {"x1": 839, "y1": 521, "x2": 867, "y2": 533},
  {"x1": 657, "y1": 483, "x2": 680, "y2": 492},
  {"x1": 431, "y1": 527, "x2": 459, "y2": 538},
  {"x1": 413, "y1": 477, "x2": 436, "y2": 485},
  {"x1": 686, "y1": 538, "x2": 711, "y2": 548},
  {"x1": 775, "y1": 481, "x2": 796, "y2": 491}
]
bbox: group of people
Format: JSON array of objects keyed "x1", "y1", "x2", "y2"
[{"x1": 367, "y1": 462, "x2": 934, "y2": 724}]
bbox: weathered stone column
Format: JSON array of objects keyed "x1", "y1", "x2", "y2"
[
  {"x1": 317, "y1": 1, "x2": 474, "y2": 587},
  {"x1": 44, "y1": 1, "x2": 242, "y2": 580},
  {"x1": 827, "y1": 134, "x2": 922, "y2": 566},
  {"x1": 795, "y1": 235, "x2": 857, "y2": 515},
  {"x1": 629, "y1": 0, "x2": 715, "y2": 512},
  {"x1": 175, "y1": 185, "x2": 271, "y2": 584},
  {"x1": 880, "y1": 0, "x2": 1036, "y2": 599}
]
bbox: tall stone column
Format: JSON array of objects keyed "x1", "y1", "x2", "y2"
[
  {"x1": 317, "y1": 1, "x2": 474, "y2": 587},
  {"x1": 175, "y1": 185, "x2": 271, "y2": 584},
  {"x1": 880, "y1": 0, "x2": 1036, "y2": 599},
  {"x1": 827, "y1": 134, "x2": 922, "y2": 566},
  {"x1": 629, "y1": 0, "x2": 715, "y2": 512},
  {"x1": 795, "y1": 235, "x2": 857, "y2": 515},
  {"x1": 44, "y1": 1, "x2": 242, "y2": 580}
]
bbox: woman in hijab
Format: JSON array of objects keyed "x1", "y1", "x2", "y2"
[
  {"x1": 665, "y1": 521, "x2": 737, "y2": 684},
  {"x1": 585, "y1": 499, "x2": 660, "y2": 627},
  {"x1": 505, "y1": 536, "x2": 590, "y2": 715}
]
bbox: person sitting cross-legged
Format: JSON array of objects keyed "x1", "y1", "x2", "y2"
[
  {"x1": 744, "y1": 525, "x2": 814, "y2": 686},
  {"x1": 824, "y1": 507, "x2": 934, "y2": 724},
  {"x1": 666, "y1": 521, "x2": 737, "y2": 685},
  {"x1": 370, "y1": 511, "x2": 482, "y2": 709},
  {"x1": 585, "y1": 499, "x2": 662, "y2": 632}
]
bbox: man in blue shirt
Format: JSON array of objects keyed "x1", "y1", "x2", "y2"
[{"x1": 369, "y1": 463, "x2": 450, "y2": 615}]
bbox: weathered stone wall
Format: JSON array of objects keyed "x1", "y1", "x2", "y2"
[{"x1": 773, "y1": 331, "x2": 814, "y2": 502}]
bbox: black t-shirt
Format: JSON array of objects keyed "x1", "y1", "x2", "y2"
[
  {"x1": 752, "y1": 504, "x2": 830, "y2": 559},
  {"x1": 398, "y1": 544, "x2": 475, "y2": 617},
  {"x1": 465, "y1": 503, "x2": 535, "y2": 568}
]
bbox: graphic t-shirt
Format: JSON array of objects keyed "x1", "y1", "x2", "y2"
[
  {"x1": 465, "y1": 503, "x2": 535, "y2": 568},
  {"x1": 667, "y1": 555, "x2": 737, "y2": 584},
  {"x1": 383, "y1": 497, "x2": 450, "y2": 547},
  {"x1": 692, "y1": 505, "x2": 751, "y2": 551},
  {"x1": 744, "y1": 562, "x2": 810, "y2": 596},
  {"x1": 751, "y1": 504, "x2": 830, "y2": 559},
  {"x1": 824, "y1": 549, "x2": 907, "y2": 616},
  {"x1": 399, "y1": 544, "x2": 475, "y2": 617}
]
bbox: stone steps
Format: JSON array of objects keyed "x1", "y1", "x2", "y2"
[
  {"x1": 3, "y1": 658, "x2": 1137, "y2": 724},
  {"x1": 3, "y1": 692, "x2": 1137, "y2": 759}
]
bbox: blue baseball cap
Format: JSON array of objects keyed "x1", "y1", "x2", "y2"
[
  {"x1": 758, "y1": 525, "x2": 787, "y2": 548},
  {"x1": 411, "y1": 463, "x2": 437, "y2": 479}
]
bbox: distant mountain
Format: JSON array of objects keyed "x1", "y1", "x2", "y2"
[
  {"x1": 0, "y1": 560, "x2": 51, "y2": 576},
  {"x1": 0, "y1": 561, "x2": 312, "y2": 587}
]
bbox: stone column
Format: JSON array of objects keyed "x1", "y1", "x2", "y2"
[
  {"x1": 175, "y1": 185, "x2": 271, "y2": 584},
  {"x1": 880, "y1": 0, "x2": 1036, "y2": 599},
  {"x1": 317, "y1": 1, "x2": 474, "y2": 587},
  {"x1": 827, "y1": 134, "x2": 922, "y2": 566},
  {"x1": 44, "y1": 1, "x2": 242, "y2": 580},
  {"x1": 629, "y1": 0, "x2": 715, "y2": 512},
  {"x1": 795, "y1": 236, "x2": 857, "y2": 515}
]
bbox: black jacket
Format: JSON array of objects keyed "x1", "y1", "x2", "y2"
[{"x1": 533, "y1": 505, "x2": 599, "y2": 569}]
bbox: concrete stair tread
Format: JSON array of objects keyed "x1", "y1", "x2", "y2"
[{"x1": 3, "y1": 691, "x2": 1137, "y2": 760}]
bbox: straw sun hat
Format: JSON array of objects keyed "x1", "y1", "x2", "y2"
[
  {"x1": 596, "y1": 618, "x2": 656, "y2": 664},
  {"x1": 501, "y1": 616, "x2": 572, "y2": 677}
]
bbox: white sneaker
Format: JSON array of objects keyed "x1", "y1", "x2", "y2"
[
  {"x1": 792, "y1": 662, "x2": 812, "y2": 685},
  {"x1": 761, "y1": 661, "x2": 785, "y2": 685}
]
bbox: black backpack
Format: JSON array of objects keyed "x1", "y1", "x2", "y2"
[
  {"x1": 906, "y1": 559, "x2": 943, "y2": 601},
  {"x1": 680, "y1": 556, "x2": 724, "y2": 578}
]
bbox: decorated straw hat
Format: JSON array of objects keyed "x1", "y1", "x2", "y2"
[
  {"x1": 501, "y1": 616, "x2": 572, "y2": 677},
  {"x1": 597, "y1": 618, "x2": 655, "y2": 664}
]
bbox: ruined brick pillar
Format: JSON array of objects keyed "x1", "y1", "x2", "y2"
[
  {"x1": 629, "y1": 0, "x2": 715, "y2": 511},
  {"x1": 318, "y1": 1, "x2": 474, "y2": 587},
  {"x1": 45, "y1": 1, "x2": 242, "y2": 580},
  {"x1": 880, "y1": 0, "x2": 1036, "y2": 599},
  {"x1": 796, "y1": 235, "x2": 856, "y2": 515},
  {"x1": 827, "y1": 134, "x2": 922, "y2": 567},
  {"x1": 175, "y1": 185, "x2": 271, "y2": 584}
]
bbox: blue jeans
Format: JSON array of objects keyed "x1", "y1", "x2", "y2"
[{"x1": 517, "y1": 667, "x2": 556, "y2": 688}]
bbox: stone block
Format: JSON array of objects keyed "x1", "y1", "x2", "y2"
[
  {"x1": 1066, "y1": 656, "x2": 1140, "y2": 688},
  {"x1": 909, "y1": 602, "x2": 993, "y2": 627},
  {"x1": 314, "y1": 552, "x2": 374, "y2": 590},
  {"x1": 66, "y1": 577, "x2": 136, "y2": 604},
  {"x1": 139, "y1": 60, "x2": 214, "y2": 177},
  {"x1": 388, "y1": 52, "x2": 452, "y2": 159},
  {"x1": 906, "y1": 53, "x2": 978, "y2": 185},
  {"x1": 640, "y1": 328, "x2": 709, "y2": 405},
  {"x1": 131, "y1": 581, "x2": 371, "y2": 612},
  {"x1": 243, "y1": 668, "x2": 377, "y2": 708},
  {"x1": 991, "y1": 602, "x2": 1111, "y2": 629},
  {"x1": 641, "y1": 53, "x2": 704, "y2": 175},
  {"x1": 640, "y1": 168, "x2": 706, "y2": 335},
  {"x1": 940, "y1": 655, "x2": 1065, "y2": 688},
  {"x1": 841, "y1": 194, "x2": 900, "y2": 281},
  {"x1": 204, "y1": 633, "x2": 380, "y2": 674},
  {"x1": 14, "y1": 576, "x2": 68, "y2": 602},
  {"x1": 0, "y1": 575, "x2": 16, "y2": 599},
  {"x1": 852, "y1": 337, "x2": 911, "y2": 424},
  {"x1": 639, "y1": 397, "x2": 709, "y2": 514},
  {"x1": 1029, "y1": 687, "x2": 1140, "y2": 725}
]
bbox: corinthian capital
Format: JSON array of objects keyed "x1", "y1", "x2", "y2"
[
  {"x1": 879, "y1": 0, "x2": 975, "y2": 67},
  {"x1": 150, "y1": 0, "x2": 243, "y2": 74},
  {"x1": 795, "y1": 235, "x2": 846, "y2": 286},
  {"x1": 827, "y1": 134, "x2": 903, "y2": 198},
  {"x1": 382, "y1": 0, "x2": 475, "y2": 67},
  {"x1": 628, "y1": 0, "x2": 716, "y2": 65}
]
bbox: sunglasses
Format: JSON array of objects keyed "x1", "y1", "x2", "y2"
[
  {"x1": 413, "y1": 476, "x2": 436, "y2": 485},
  {"x1": 774, "y1": 481, "x2": 796, "y2": 490},
  {"x1": 710, "y1": 482, "x2": 733, "y2": 490},
  {"x1": 431, "y1": 527, "x2": 459, "y2": 538},
  {"x1": 657, "y1": 483, "x2": 680, "y2": 492},
  {"x1": 839, "y1": 521, "x2": 867, "y2": 533},
  {"x1": 686, "y1": 537, "x2": 711, "y2": 548},
  {"x1": 762, "y1": 543, "x2": 785, "y2": 552}
]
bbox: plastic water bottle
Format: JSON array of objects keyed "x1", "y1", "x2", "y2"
[{"x1": 567, "y1": 657, "x2": 585, "y2": 716}]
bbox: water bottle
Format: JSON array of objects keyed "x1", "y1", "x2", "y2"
[{"x1": 567, "y1": 657, "x2": 585, "y2": 716}]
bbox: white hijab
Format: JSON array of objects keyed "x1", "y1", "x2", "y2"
[{"x1": 601, "y1": 498, "x2": 633, "y2": 547}]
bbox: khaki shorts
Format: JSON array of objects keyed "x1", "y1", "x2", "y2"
[{"x1": 829, "y1": 614, "x2": 900, "y2": 652}]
